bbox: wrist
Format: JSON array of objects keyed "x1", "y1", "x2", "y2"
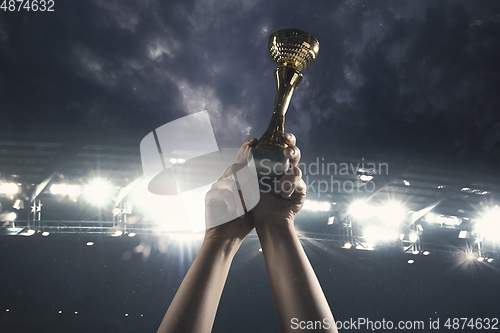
[
  {"x1": 201, "y1": 236, "x2": 243, "y2": 258},
  {"x1": 254, "y1": 215, "x2": 296, "y2": 237}
]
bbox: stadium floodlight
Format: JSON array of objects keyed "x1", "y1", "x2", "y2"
[
  {"x1": 475, "y1": 208, "x2": 500, "y2": 242},
  {"x1": 13, "y1": 199, "x2": 24, "y2": 210},
  {"x1": 377, "y1": 202, "x2": 407, "y2": 225},
  {"x1": 50, "y1": 184, "x2": 82, "y2": 197},
  {"x1": 437, "y1": 215, "x2": 461, "y2": 226},
  {"x1": 302, "y1": 200, "x2": 331, "y2": 212},
  {"x1": 359, "y1": 174, "x2": 373, "y2": 182},
  {"x1": 0, "y1": 183, "x2": 19, "y2": 195},
  {"x1": 363, "y1": 226, "x2": 399, "y2": 244},
  {"x1": 348, "y1": 200, "x2": 372, "y2": 219},
  {"x1": 7, "y1": 212, "x2": 16, "y2": 221},
  {"x1": 424, "y1": 212, "x2": 437, "y2": 223},
  {"x1": 83, "y1": 179, "x2": 113, "y2": 205},
  {"x1": 425, "y1": 213, "x2": 461, "y2": 226}
]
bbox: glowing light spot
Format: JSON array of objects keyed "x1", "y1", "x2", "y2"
[
  {"x1": 409, "y1": 232, "x2": 418, "y2": 243},
  {"x1": 476, "y1": 208, "x2": 500, "y2": 242},
  {"x1": 303, "y1": 200, "x2": 331, "y2": 212},
  {"x1": 42, "y1": 231, "x2": 50, "y2": 237},
  {"x1": 378, "y1": 202, "x2": 406, "y2": 225},
  {"x1": 27, "y1": 229, "x2": 35, "y2": 235},
  {"x1": 86, "y1": 242, "x2": 94, "y2": 246},
  {"x1": 408, "y1": 259, "x2": 414, "y2": 264},
  {"x1": 343, "y1": 242, "x2": 352, "y2": 249},
  {"x1": 364, "y1": 226, "x2": 399, "y2": 244},
  {"x1": 171, "y1": 232, "x2": 204, "y2": 245},
  {"x1": 423, "y1": 251, "x2": 430, "y2": 256},
  {"x1": 359, "y1": 175, "x2": 373, "y2": 182},
  {"x1": 0, "y1": 183, "x2": 19, "y2": 194},
  {"x1": 477, "y1": 257, "x2": 484, "y2": 262},
  {"x1": 50, "y1": 184, "x2": 82, "y2": 197},
  {"x1": 7, "y1": 212, "x2": 16, "y2": 221},
  {"x1": 128, "y1": 233, "x2": 136, "y2": 238},
  {"x1": 487, "y1": 258, "x2": 494, "y2": 263},
  {"x1": 348, "y1": 200, "x2": 371, "y2": 219},
  {"x1": 84, "y1": 179, "x2": 113, "y2": 205},
  {"x1": 425, "y1": 213, "x2": 436, "y2": 223},
  {"x1": 412, "y1": 250, "x2": 419, "y2": 255}
]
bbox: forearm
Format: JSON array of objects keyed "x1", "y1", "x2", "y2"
[
  {"x1": 256, "y1": 219, "x2": 337, "y2": 333},
  {"x1": 157, "y1": 237, "x2": 242, "y2": 333}
]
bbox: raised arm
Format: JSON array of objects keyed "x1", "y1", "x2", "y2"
[
  {"x1": 252, "y1": 133, "x2": 338, "y2": 333},
  {"x1": 157, "y1": 139, "x2": 258, "y2": 333}
]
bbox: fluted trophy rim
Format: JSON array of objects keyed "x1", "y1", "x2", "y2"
[{"x1": 268, "y1": 28, "x2": 320, "y2": 72}]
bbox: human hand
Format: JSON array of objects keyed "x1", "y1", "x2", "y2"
[
  {"x1": 251, "y1": 133, "x2": 306, "y2": 226},
  {"x1": 204, "y1": 138, "x2": 259, "y2": 242}
]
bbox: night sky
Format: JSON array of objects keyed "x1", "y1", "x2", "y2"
[{"x1": 1, "y1": 1, "x2": 500, "y2": 332}]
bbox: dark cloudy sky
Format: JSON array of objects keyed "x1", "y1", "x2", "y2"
[
  {"x1": 2, "y1": 1, "x2": 500, "y2": 332},
  {"x1": 2, "y1": 0, "x2": 500, "y2": 165}
]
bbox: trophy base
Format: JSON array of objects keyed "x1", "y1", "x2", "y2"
[{"x1": 249, "y1": 147, "x2": 289, "y2": 179}]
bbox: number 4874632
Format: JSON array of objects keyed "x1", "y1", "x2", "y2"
[{"x1": 1, "y1": 0, "x2": 55, "y2": 11}]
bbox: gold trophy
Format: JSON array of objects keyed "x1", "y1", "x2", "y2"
[{"x1": 251, "y1": 29, "x2": 319, "y2": 176}]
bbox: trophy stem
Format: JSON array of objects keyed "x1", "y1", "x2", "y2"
[{"x1": 255, "y1": 66, "x2": 303, "y2": 151}]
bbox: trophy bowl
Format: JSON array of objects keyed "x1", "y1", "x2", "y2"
[{"x1": 268, "y1": 29, "x2": 320, "y2": 72}]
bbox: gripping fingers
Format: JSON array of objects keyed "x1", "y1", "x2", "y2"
[
  {"x1": 281, "y1": 133, "x2": 301, "y2": 167},
  {"x1": 280, "y1": 133, "x2": 296, "y2": 147},
  {"x1": 289, "y1": 178, "x2": 307, "y2": 205},
  {"x1": 275, "y1": 165, "x2": 302, "y2": 199}
]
